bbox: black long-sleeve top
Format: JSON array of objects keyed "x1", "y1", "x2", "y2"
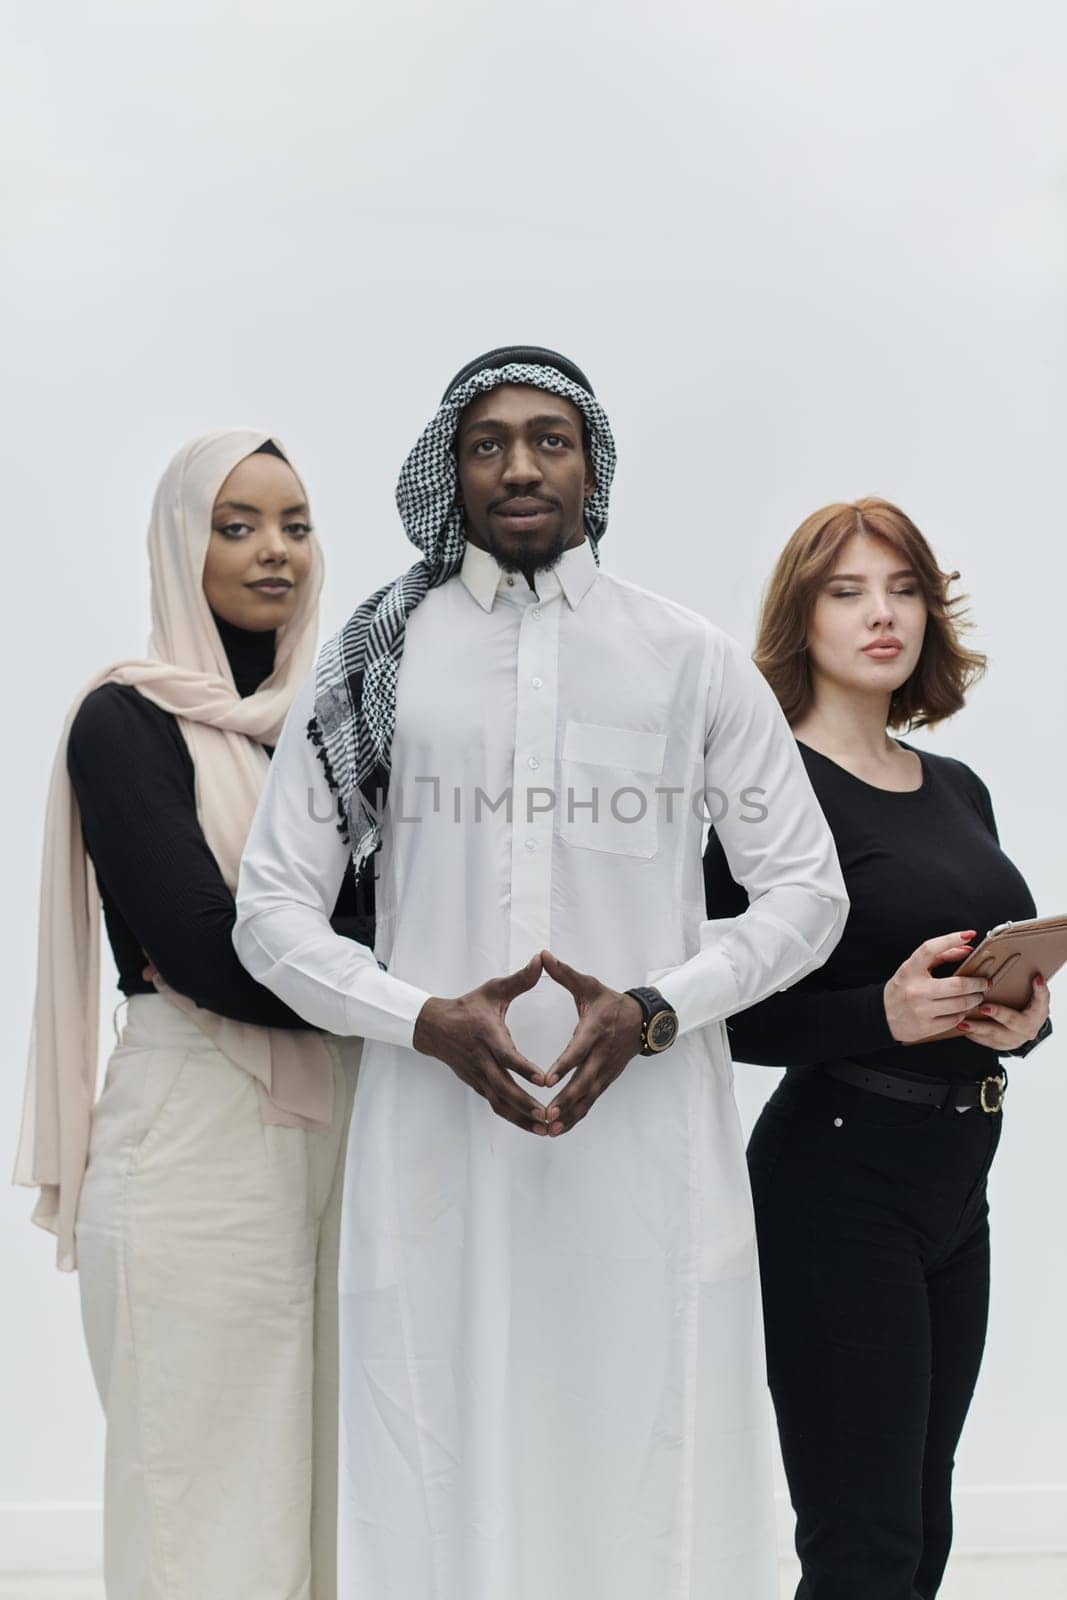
[
  {"x1": 703, "y1": 740, "x2": 1048, "y2": 1081},
  {"x1": 67, "y1": 612, "x2": 374, "y2": 1029}
]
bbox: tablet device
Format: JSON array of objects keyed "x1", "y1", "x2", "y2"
[
  {"x1": 954, "y1": 914, "x2": 1067, "y2": 1010},
  {"x1": 923, "y1": 914, "x2": 1067, "y2": 1040}
]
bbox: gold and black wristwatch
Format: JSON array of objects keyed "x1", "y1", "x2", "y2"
[{"x1": 624, "y1": 986, "x2": 679, "y2": 1055}]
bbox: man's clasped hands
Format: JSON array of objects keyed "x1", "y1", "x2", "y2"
[{"x1": 412, "y1": 950, "x2": 646, "y2": 1137}]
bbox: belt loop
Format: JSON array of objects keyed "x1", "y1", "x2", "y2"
[{"x1": 112, "y1": 996, "x2": 129, "y2": 1044}]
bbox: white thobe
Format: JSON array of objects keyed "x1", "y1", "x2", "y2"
[{"x1": 234, "y1": 536, "x2": 848, "y2": 1600}]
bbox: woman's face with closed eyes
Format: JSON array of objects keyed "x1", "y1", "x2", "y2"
[
  {"x1": 202, "y1": 451, "x2": 314, "y2": 632},
  {"x1": 806, "y1": 533, "x2": 928, "y2": 698}
]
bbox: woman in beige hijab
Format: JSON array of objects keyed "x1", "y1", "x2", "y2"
[{"x1": 15, "y1": 430, "x2": 364, "y2": 1600}]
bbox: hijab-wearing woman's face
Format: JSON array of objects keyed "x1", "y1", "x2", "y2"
[
  {"x1": 203, "y1": 452, "x2": 313, "y2": 632},
  {"x1": 806, "y1": 532, "x2": 928, "y2": 698}
]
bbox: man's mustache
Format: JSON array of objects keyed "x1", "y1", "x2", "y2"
[{"x1": 488, "y1": 493, "x2": 563, "y2": 513}]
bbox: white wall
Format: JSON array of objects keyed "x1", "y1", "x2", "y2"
[{"x1": 3, "y1": 0, "x2": 1065, "y2": 1567}]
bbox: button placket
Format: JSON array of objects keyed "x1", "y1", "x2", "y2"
[{"x1": 508, "y1": 594, "x2": 561, "y2": 968}]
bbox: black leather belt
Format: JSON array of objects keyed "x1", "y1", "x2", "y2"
[{"x1": 822, "y1": 1059, "x2": 1007, "y2": 1114}]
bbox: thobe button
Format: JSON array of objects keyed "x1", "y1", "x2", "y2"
[
  {"x1": 524, "y1": 838, "x2": 537, "y2": 851},
  {"x1": 527, "y1": 756, "x2": 540, "y2": 770},
  {"x1": 530, "y1": 608, "x2": 542, "y2": 621},
  {"x1": 531, "y1": 676, "x2": 543, "y2": 689},
  {"x1": 505, "y1": 575, "x2": 515, "y2": 587}
]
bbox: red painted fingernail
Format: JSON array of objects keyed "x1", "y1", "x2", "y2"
[
  {"x1": 956, "y1": 1021, "x2": 971, "y2": 1032},
  {"x1": 1035, "y1": 974, "x2": 1045, "y2": 987},
  {"x1": 978, "y1": 1006, "x2": 993, "y2": 1016}
]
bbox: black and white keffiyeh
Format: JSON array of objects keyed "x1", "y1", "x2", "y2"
[{"x1": 308, "y1": 352, "x2": 617, "y2": 873}]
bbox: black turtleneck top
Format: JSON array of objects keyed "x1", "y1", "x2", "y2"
[
  {"x1": 66, "y1": 612, "x2": 375, "y2": 1029},
  {"x1": 703, "y1": 741, "x2": 1049, "y2": 1081}
]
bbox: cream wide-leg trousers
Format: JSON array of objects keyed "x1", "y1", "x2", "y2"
[{"x1": 75, "y1": 994, "x2": 360, "y2": 1600}]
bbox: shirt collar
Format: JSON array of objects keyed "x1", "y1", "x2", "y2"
[{"x1": 459, "y1": 535, "x2": 599, "y2": 613}]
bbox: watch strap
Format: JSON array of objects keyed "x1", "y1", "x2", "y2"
[{"x1": 624, "y1": 986, "x2": 679, "y2": 1055}]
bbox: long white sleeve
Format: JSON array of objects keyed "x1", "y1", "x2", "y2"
[
  {"x1": 650, "y1": 632, "x2": 849, "y2": 1036},
  {"x1": 233, "y1": 674, "x2": 431, "y2": 1043}
]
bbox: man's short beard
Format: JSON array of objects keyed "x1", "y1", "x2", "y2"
[{"x1": 486, "y1": 526, "x2": 569, "y2": 585}]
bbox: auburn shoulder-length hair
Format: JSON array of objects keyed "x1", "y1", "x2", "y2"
[{"x1": 755, "y1": 497, "x2": 986, "y2": 731}]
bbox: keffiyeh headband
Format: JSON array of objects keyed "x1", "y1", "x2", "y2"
[{"x1": 308, "y1": 347, "x2": 617, "y2": 873}]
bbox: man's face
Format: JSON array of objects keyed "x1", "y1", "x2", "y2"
[{"x1": 455, "y1": 384, "x2": 596, "y2": 580}]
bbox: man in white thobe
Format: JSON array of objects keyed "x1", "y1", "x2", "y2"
[{"x1": 234, "y1": 345, "x2": 848, "y2": 1599}]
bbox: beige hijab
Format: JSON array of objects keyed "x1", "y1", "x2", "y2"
[{"x1": 15, "y1": 429, "x2": 335, "y2": 1272}]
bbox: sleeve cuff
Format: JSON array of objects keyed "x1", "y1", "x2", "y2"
[
  {"x1": 1006, "y1": 1015, "x2": 1053, "y2": 1059},
  {"x1": 860, "y1": 981, "x2": 897, "y2": 1052},
  {"x1": 648, "y1": 946, "x2": 740, "y2": 1039},
  {"x1": 342, "y1": 971, "x2": 432, "y2": 1050}
]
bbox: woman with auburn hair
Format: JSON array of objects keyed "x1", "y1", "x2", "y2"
[{"x1": 704, "y1": 497, "x2": 1051, "y2": 1600}]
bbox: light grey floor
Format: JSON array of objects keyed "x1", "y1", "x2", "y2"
[
  {"x1": 780, "y1": 1554, "x2": 1067, "y2": 1598},
  {"x1": 3, "y1": 1559, "x2": 1067, "y2": 1598}
]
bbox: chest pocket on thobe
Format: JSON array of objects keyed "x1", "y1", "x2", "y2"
[{"x1": 558, "y1": 720, "x2": 667, "y2": 859}]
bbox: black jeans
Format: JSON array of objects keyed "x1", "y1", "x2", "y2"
[{"x1": 748, "y1": 1068, "x2": 1002, "y2": 1600}]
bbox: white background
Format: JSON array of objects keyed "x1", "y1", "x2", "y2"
[{"x1": 2, "y1": 0, "x2": 1065, "y2": 1567}]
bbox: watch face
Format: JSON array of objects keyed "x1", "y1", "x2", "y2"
[{"x1": 647, "y1": 1010, "x2": 679, "y2": 1052}]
